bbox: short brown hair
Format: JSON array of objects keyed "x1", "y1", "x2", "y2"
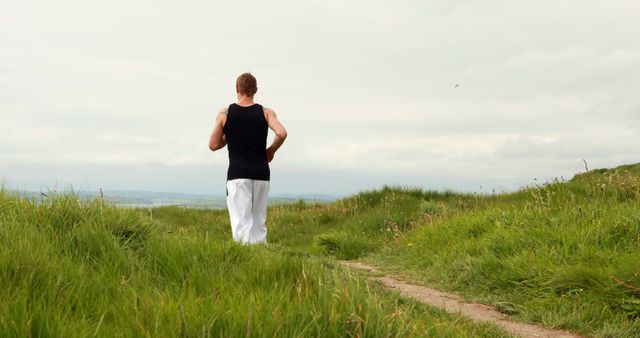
[{"x1": 236, "y1": 72, "x2": 257, "y2": 96}]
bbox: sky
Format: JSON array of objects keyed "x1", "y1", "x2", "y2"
[{"x1": 1, "y1": 0, "x2": 639, "y2": 196}]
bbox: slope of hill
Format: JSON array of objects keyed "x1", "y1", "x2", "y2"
[
  {"x1": 0, "y1": 188, "x2": 507, "y2": 337},
  {"x1": 364, "y1": 163, "x2": 640, "y2": 337},
  {"x1": 2, "y1": 162, "x2": 639, "y2": 336},
  {"x1": 258, "y1": 162, "x2": 640, "y2": 336},
  {"x1": 129, "y1": 162, "x2": 640, "y2": 336}
]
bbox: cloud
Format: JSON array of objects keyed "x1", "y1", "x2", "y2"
[
  {"x1": 1, "y1": 0, "x2": 639, "y2": 194},
  {"x1": 494, "y1": 134, "x2": 638, "y2": 161}
]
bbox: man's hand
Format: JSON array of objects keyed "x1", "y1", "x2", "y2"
[
  {"x1": 208, "y1": 107, "x2": 228, "y2": 151},
  {"x1": 266, "y1": 147, "x2": 275, "y2": 163},
  {"x1": 263, "y1": 107, "x2": 287, "y2": 162}
]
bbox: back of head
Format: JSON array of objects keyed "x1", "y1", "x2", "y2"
[{"x1": 236, "y1": 72, "x2": 258, "y2": 97}]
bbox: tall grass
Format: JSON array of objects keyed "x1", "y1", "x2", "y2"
[
  {"x1": 0, "y1": 189, "x2": 509, "y2": 337},
  {"x1": 5, "y1": 163, "x2": 639, "y2": 337},
  {"x1": 367, "y1": 164, "x2": 640, "y2": 337}
]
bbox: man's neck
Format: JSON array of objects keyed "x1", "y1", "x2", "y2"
[{"x1": 237, "y1": 95, "x2": 255, "y2": 107}]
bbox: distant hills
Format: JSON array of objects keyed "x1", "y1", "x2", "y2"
[{"x1": 13, "y1": 189, "x2": 339, "y2": 209}]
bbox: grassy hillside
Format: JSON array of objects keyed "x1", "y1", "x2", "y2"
[
  {"x1": 367, "y1": 164, "x2": 640, "y2": 337},
  {"x1": 263, "y1": 163, "x2": 640, "y2": 337},
  {"x1": 0, "y1": 189, "x2": 509, "y2": 337},
  {"x1": 2, "y1": 162, "x2": 639, "y2": 337}
]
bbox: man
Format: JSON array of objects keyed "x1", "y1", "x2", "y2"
[{"x1": 208, "y1": 72, "x2": 287, "y2": 244}]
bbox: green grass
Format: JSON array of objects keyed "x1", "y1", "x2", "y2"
[
  {"x1": 0, "y1": 189, "x2": 510, "y2": 337},
  {"x1": 3, "y1": 162, "x2": 640, "y2": 337},
  {"x1": 266, "y1": 164, "x2": 640, "y2": 337},
  {"x1": 364, "y1": 165, "x2": 640, "y2": 337}
]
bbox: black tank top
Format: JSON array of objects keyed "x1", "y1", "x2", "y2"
[{"x1": 224, "y1": 103, "x2": 270, "y2": 181}]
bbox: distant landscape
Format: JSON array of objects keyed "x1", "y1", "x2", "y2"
[{"x1": 14, "y1": 190, "x2": 340, "y2": 209}]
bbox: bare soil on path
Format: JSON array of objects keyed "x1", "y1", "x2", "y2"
[{"x1": 340, "y1": 261, "x2": 585, "y2": 338}]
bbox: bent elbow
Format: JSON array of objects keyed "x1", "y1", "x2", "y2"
[
  {"x1": 209, "y1": 142, "x2": 218, "y2": 151},
  {"x1": 279, "y1": 129, "x2": 288, "y2": 140}
]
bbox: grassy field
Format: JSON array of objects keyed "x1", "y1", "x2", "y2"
[
  {"x1": 0, "y1": 188, "x2": 509, "y2": 336},
  {"x1": 2, "y1": 162, "x2": 639, "y2": 337},
  {"x1": 365, "y1": 165, "x2": 640, "y2": 337},
  {"x1": 264, "y1": 163, "x2": 640, "y2": 337}
]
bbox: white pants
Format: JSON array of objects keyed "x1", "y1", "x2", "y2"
[{"x1": 226, "y1": 179, "x2": 270, "y2": 244}]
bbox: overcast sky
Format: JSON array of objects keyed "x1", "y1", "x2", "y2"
[{"x1": 1, "y1": 0, "x2": 639, "y2": 196}]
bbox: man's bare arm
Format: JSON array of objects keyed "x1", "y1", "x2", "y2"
[
  {"x1": 208, "y1": 107, "x2": 228, "y2": 151},
  {"x1": 264, "y1": 108, "x2": 287, "y2": 162}
]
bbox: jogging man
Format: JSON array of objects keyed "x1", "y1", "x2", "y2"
[{"x1": 208, "y1": 72, "x2": 287, "y2": 244}]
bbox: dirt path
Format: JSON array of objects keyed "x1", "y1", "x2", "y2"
[{"x1": 340, "y1": 261, "x2": 584, "y2": 338}]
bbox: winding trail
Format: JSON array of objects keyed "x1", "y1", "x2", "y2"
[{"x1": 340, "y1": 261, "x2": 584, "y2": 338}]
